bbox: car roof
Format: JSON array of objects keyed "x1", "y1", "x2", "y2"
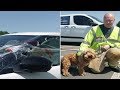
[
  {"x1": 1, "y1": 32, "x2": 60, "y2": 36},
  {"x1": 60, "y1": 14, "x2": 90, "y2": 17}
]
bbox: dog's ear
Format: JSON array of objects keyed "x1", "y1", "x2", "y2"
[
  {"x1": 81, "y1": 51, "x2": 86, "y2": 56},
  {"x1": 89, "y1": 51, "x2": 96, "y2": 59},
  {"x1": 92, "y1": 50, "x2": 97, "y2": 58},
  {"x1": 92, "y1": 53, "x2": 96, "y2": 59},
  {"x1": 86, "y1": 49, "x2": 97, "y2": 59},
  {"x1": 82, "y1": 50, "x2": 88, "y2": 54},
  {"x1": 77, "y1": 51, "x2": 85, "y2": 61}
]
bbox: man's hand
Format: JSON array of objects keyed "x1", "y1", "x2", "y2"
[{"x1": 101, "y1": 45, "x2": 110, "y2": 52}]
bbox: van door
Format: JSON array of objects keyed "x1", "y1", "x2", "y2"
[
  {"x1": 69, "y1": 15, "x2": 93, "y2": 40},
  {"x1": 61, "y1": 16, "x2": 71, "y2": 38},
  {"x1": 61, "y1": 15, "x2": 97, "y2": 42}
]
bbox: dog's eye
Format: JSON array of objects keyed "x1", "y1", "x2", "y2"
[{"x1": 85, "y1": 52, "x2": 88, "y2": 54}]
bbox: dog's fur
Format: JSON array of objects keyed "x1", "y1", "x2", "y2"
[{"x1": 61, "y1": 48, "x2": 96, "y2": 76}]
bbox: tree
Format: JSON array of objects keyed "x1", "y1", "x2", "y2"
[
  {"x1": 0, "y1": 31, "x2": 9, "y2": 35},
  {"x1": 116, "y1": 21, "x2": 120, "y2": 28}
]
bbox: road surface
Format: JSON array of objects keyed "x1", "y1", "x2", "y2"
[{"x1": 61, "y1": 44, "x2": 120, "y2": 79}]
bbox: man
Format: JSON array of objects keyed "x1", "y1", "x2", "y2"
[{"x1": 77, "y1": 13, "x2": 120, "y2": 73}]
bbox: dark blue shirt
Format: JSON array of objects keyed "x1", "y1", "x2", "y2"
[{"x1": 99, "y1": 24, "x2": 113, "y2": 38}]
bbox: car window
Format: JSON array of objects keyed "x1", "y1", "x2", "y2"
[
  {"x1": 0, "y1": 53, "x2": 16, "y2": 72},
  {"x1": 0, "y1": 35, "x2": 36, "y2": 47},
  {"x1": 28, "y1": 36, "x2": 45, "y2": 43},
  {"x1": 74, "y1": 15, "x2": 93, "y2": 26},
  {"x1": 41, "y1": 36, "x2": 60, "y2": 48},
  {"x1": 29, "y1": 35, "x2": 55, "y2": 44},
  {"x1": 38, "y1": 36, "x2": 60, "y2": 66},
  {"x1": 61, "y1": 16, "x2": 70, "y2": 25},
  {"x1": 88, "y1": 15, "x2": 103, "y2": 23}
]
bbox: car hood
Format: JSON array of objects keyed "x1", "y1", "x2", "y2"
[{"x1": 0, "y1": 65, "x2": 60, "y2": 79}]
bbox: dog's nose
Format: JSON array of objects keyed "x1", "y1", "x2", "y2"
[{"x1": 88, "y1": 55, "x2": 92, "y2": 58}]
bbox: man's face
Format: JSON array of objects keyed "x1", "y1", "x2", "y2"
[{"x1": 104, "y1": 14, "x2": 115, "y2": 28}]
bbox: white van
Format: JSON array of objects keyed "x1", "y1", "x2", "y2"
[{"x1": 60, "y1": 14, "x2": 103, "y2": 43}]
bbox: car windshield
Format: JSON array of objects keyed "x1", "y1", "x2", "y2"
[
  {"x1": 5, "y1": 40, "x2": 21, "y2": 46},
  {"x1": 41, "y1": 37, "x2": 60, "y2": 48},
  {"x1": 88, "y1": 15, "x2": 103, "y2": 23},
  {"x1": 39, "y1": 36, "x2": 60, "y2": 65},
  {"x1": 0, "y1": 35, "x2": 36, "y2": 47}
]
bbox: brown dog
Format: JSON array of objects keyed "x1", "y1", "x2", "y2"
[{"x1": 61, "y1": 48, "x2": 96, "y2": 76}]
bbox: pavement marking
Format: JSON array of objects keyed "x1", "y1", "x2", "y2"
[{"x1": 111, "y1": 72, "x2": 120, "y2": 79}]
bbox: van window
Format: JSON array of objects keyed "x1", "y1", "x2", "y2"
[
  {"x1": 88, "y1": 15, "x2": 103, "y2": 23},
  {"x1": 61, "y1": 16, "x2": 70, "y2": 25},
  {"x1": 74, "y1": 16, "x2": 93, "y2": 26}
]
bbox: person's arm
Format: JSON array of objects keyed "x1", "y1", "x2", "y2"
[
  {"x1": 77, "y1": 28, "x2": 95, "y2": 56},
  {"x1": 114, "y1": 27, "x2": 120, "y2": 48}
]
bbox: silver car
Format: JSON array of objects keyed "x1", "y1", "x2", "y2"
[{"x1": 0, "y1": 36, "x2": 60, "y2": 79}]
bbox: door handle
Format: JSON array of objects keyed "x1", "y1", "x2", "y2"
[
  {"x1": 71, "y1": 26, "x2": 76, "y2": 28},
  {"x1": 64, "y1": 26, "x2": 68, "y2": 28}
]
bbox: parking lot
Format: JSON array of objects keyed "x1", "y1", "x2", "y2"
[{"x1": 61, "y1": 43, "x2": 120, "y2": 79}]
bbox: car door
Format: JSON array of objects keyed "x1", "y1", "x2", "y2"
[
  {"x1": 61, "y1": 15, "x2": 93, "y2": 42},
  {"x1": 70, "y1": 15, "x2": 92, "y2": 39},
  {"x1": 61, "y1": 16, "x2": 71, "y2": 37}
]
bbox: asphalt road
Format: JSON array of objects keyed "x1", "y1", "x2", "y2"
[{"x1": 61, "y1": 43, "x2": 120, "y2": 79}]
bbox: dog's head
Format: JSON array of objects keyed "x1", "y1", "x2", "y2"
[{"x1": 82, "y1": 49, "x2": 96, "y2": 63}]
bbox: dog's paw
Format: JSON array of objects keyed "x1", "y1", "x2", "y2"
[
  {"x1": 80, "y1": 74, "x2": 85, "y2": 76},
  {"x1": 83, "y1": 72, "x2": 86, "y2": 76},
  {"x1": 80, "y1": 72, "x2": 86, "y2": 76},
  {"x1": 62, "y1": 72, "x2": 70, "y2": 77}
]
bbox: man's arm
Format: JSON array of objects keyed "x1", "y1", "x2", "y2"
[
  {"x1": 114, "y1": 27, "x2": 120, "y2": 48},
  {"x1": 77, "y1": 28, "x2": 95, "y2": 56}
]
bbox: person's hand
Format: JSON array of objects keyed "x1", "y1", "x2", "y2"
[{"x1": 101, "y1": 45, "x2": 110, "y2": 52}]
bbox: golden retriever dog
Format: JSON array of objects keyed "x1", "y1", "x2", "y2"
[{"x1": 61, "y1": 48, "x2": 96, "y2": 76}]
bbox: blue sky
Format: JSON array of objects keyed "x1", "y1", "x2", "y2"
[
  {"x1": 1, "y1": 11, "x2": 120, "y2": 34},
  {"x1": 0, "y1": 11, "x2": 60, "y2": 33},
  {"x1": 61, "y1": 11, "x2": 120, "y2": 25}
]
